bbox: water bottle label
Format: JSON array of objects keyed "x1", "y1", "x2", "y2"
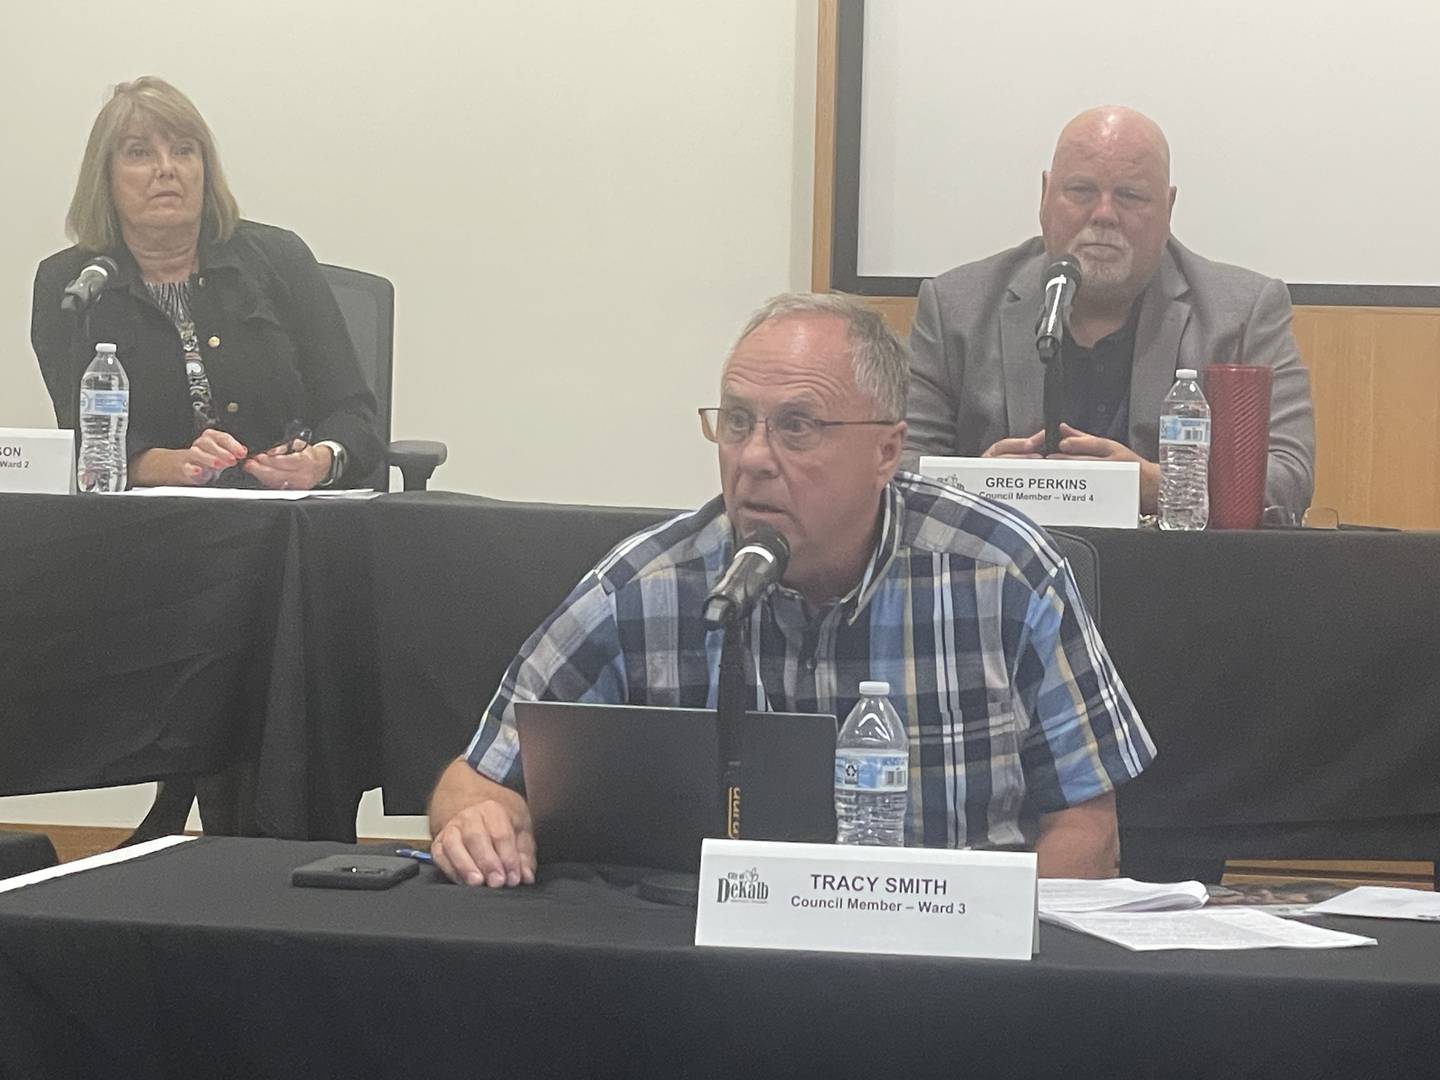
[
  {"x1": 834, "y1": 752, "x2": 909, "y2": 792},
  {"x1": 1159, "y1": 415, "x2": 1210, "y2": 447},
  {"x1": 80, "y1": 389, "x2": 129, "y2": 416}
]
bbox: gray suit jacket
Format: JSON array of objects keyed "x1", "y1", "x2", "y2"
[{"x1": 902, "y1": 236, "x2": 1316, "y2": 514}]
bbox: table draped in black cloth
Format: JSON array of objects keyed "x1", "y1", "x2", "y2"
[
  {"x1": 369, "y1": 495, "x2": 1440, "y2": 866},
  {"x1": 0, "y1": 838, "x2": 1436, "y2": 1080},
  {"x1": 1077, "y1": 527, "x2": 1440, "y2": 863},
  {"x1": 0, "y1": 494, "x2": 380, "y2": 841},
  {"x1": 2, "y1": 491, "x2": 1438, "y2": 868},
  {"x1": 0, "y1": 494, "x2": 283, "y2": 792}
]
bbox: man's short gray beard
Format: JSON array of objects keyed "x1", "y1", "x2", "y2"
[
  {"x1": 1078, "y1": 253, "x2": 1133, "y2": 287},
  {"x1": 1072, "y1": 229, "x2": 1133, "y2": 287}
]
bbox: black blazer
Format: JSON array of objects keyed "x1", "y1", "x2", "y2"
[{"x1": 31, "y1": 220, "x2": 383, "y2": 486}]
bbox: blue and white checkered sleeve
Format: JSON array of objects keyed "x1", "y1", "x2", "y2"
[
  {"x1": 1014, "y1": 561, "x2": 1157, "y2": 813},
  {"x1": 461, "y1": 574, "x2": 628, "y2": 793}
]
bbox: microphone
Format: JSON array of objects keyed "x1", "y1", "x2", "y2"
[
  {"x1": 703, "y1": 526, "x2": 790, "y2": 629},
  {"x1": 1035, "y1": 256, "x2": 1082, "y2": 363},
  {"x1": 60, "y1": 256, "x2": 120, "y2": 315}
]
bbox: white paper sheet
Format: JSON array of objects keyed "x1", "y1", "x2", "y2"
[
  {"x1": 118, "y1": 487, "x2": 378, "y2": 500},
  {"x1": 1306, "y1": 886, "x2": 1440, "y2": 922},
  {"x1": 0, "y1": 835, "x2": 196, "y2": 894},
  {"x1": 1042, "y1": 908, "x2": 1378, "y2": 951},
  {"x1": 1039, "y1": 877, "x2": 1208, "y2": 914}
]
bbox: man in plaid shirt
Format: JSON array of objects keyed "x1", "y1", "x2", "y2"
[{"x1": 429, "y1": 294, "x2": 1155, "y2": 888}]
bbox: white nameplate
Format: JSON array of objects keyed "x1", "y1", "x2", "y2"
[
  {"x1": 0, "y1": 428, "x2": 75, "y2": 495},
  {"x1": 695, "y1": 839, "x2": 1037, "y2": 960},
  {"x1": 919, "y1": 456, "x2": 1139, "y2": 528}
]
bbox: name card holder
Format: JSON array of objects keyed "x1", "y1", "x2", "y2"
[
  {"x1": 918, "y1": 456, "x2": 1139, "y2": 528},
  {"x1": 0, "y1": 429, "x2": 74, "y2": 495},
  {"x1": 695, "y1": 839, "x2": 1037, "y2": 960}
]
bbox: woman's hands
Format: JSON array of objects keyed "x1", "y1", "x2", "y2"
[
  {"x1": 242, "y1": 442, "x2": 333, "y2": 490},
  {"x1": 130, "y1": 430, "x2": 333, "y2": 490},
  {"x1": 131, "y1": 429, "x2": 247, "y2": 487}
]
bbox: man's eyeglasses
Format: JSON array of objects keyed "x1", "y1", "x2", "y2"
[{"x1": 698, "y1": 407, "x2": 898, "y2": 453}]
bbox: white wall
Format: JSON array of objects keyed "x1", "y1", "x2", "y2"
[
  {"x1": 859, "y1": 0, "x2": 1440, "y2": 285},
  {"x1": 0, "y1": 0, "x2": 818, "y2": 835}
]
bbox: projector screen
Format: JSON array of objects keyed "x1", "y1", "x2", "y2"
[{"x1": 835, "y1": 0, "x2": 1440, "y2": 301}]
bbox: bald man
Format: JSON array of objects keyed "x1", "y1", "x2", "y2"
[{"x1": 902, "y1": 106, "x2": 1315, "y2": 517}]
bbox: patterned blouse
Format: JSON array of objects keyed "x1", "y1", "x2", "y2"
[{"x1": 145, "y1": 277, "x2": 219, "y2": 434}]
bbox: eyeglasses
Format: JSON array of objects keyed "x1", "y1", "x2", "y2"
[
  {"x1": 698, "y1": 407, "x2": 898, "y2": 453},
  {"x1": 242, "y1": 420, "x2": 313, "y2": 462}
]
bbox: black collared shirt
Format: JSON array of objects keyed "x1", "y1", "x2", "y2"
[{"x1": 1061, "y1": 304, "x2": 1141, "y2": 445}]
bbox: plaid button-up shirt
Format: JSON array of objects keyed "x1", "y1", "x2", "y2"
[{"x1": 465, "y1": 472, "x2": 1155, "y2": 849}]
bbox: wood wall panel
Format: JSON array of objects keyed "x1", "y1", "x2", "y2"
[
  {"x1": 811, "y1": 0, "x2": 838, "y2": 294},
  {"x1": 1293, "y1": 307, "x2": 1440, "y2": 529}
]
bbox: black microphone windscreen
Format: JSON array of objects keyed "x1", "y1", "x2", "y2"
[
  {"x1": 1045, "y1": 255, "x2": 1082, "y2": 288},
  {"x1": 738, "y1": 525, "x2": 790, "y2": 577}
]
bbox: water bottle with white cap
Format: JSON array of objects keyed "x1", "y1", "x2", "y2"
[
  {"x1": 1158, "y1": 368, "x2": 1211, "y2": 530},
  {"x1": 77, "y1": 343, "x2": 129, "y2": 493},
  {"x1": 834, "y1": 680, "x2": 909, "y2": 846}
]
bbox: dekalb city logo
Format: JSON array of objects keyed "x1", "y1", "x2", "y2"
[{"x1": 716, "y1": 866, "x2": 769, "y2": 904}]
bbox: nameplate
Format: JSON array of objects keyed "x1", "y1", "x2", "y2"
[
  {"x1": 694, "y1": 839, "x2": 1037, "y2": 960},
  {"x1": 918, "y1": 456, "x2": 1139, "y2": 528},
  {"x1": 0, "y1": 429, "x2": 74, "y2": 495}
]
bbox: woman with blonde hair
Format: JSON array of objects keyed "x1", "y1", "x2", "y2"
[{"x1": 31, "y1": 77, "x2": 381, "y2": 488}]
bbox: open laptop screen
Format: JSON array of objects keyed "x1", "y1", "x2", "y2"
[{"x1": 515, "y1": 701, "x2": 837, "y2": 872}]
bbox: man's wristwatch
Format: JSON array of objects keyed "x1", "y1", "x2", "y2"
[{"x1": 315, "y1": 440, "x2": 347, "y2": 487}]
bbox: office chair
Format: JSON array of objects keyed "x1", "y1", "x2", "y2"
[
  {"x1": 1048, "y1": 529, "x2": 1100, "y2": 628},
  {"x1": 320, "y1": 263, "x2": 447, "y2": 491}
]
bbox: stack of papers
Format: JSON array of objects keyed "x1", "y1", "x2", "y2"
[
  {"x1": 1037, "y1": 878, "x2": 1386, "y2": 951},
  {"x1": 1042, "y1": 908, "x2": 1378, "y2": 952},
  {"x1": 1307, "y1": 886, "x2": 1440, "y2": 922},
  {"x1": 1039, "y1": 877, "x2": 1209, "y2": 915}
]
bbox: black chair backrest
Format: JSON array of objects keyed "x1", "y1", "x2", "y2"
[
  {"x1": 1048, "y1": 529, "x2": 1101, "y2": 628},
  {"x1": 320, "y1": 263, "x2": 395, "y2": 446}
]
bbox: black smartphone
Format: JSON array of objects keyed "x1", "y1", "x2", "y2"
[{"x1": 291, "y1": 854, "x2": 420, "y2": 890}]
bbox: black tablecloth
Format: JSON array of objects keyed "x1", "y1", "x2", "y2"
[
  {"x1": 1, "y1": 494, "x2": 279, "y2": 792},
  {"x1": 370, "y1": 496, "x2": 1440, "y2": 864},
  {"x1": 5, "y1": 491, "x2": 1439, "y2": 866},
  {"x1": 0, "y1": 837, "x2": 1434, "y2": 1079},
  {"x1": 1075, "y1": 528, "x2": 1440, "y2": 863},
  {"x1": 0, "y1": 494, "x2": 380, "y2": 840}
]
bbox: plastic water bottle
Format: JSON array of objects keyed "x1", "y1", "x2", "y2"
[
  {"x1": 77, "y1": 343, "x2": 129, "y2": 493},
  {"x1": 1158, "y1": 368, "x2": 1210, "y2": 531},
  {"x1": 834, "y1": 680, "x2": 909, "y2": 846}
]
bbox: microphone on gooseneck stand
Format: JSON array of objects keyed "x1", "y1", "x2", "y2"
[
  {"x1": 1035, "y1": 256, "x2": 1082, "y2": 455},
  {"x1": 706, "y1": 526, "x2": 790, "y2": 844},
  {"x1": 64, "y1": 257, "x2": 126, "y2": 482},
  {"x1": 1035, "y1": 256, "x2": 1081, "y2": 361},
  {"x1": 703, "y1": 526, "x2": 790, "y2": 630},
  {"x1": 60, "y1": 256, "x2": 120, "y2": 315}
]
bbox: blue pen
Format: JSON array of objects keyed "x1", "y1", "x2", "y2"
[{"x1": 395, "y1": 847, "x2": 434, "y2": 864}]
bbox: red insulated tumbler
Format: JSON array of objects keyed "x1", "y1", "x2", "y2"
[{"x1": 1203, "y1": 364, "x2": 1272, "y2": 530}]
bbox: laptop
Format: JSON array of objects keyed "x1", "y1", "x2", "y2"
[{"x1": 515, "y1": 701, "x2": 838, "y2": 872}]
